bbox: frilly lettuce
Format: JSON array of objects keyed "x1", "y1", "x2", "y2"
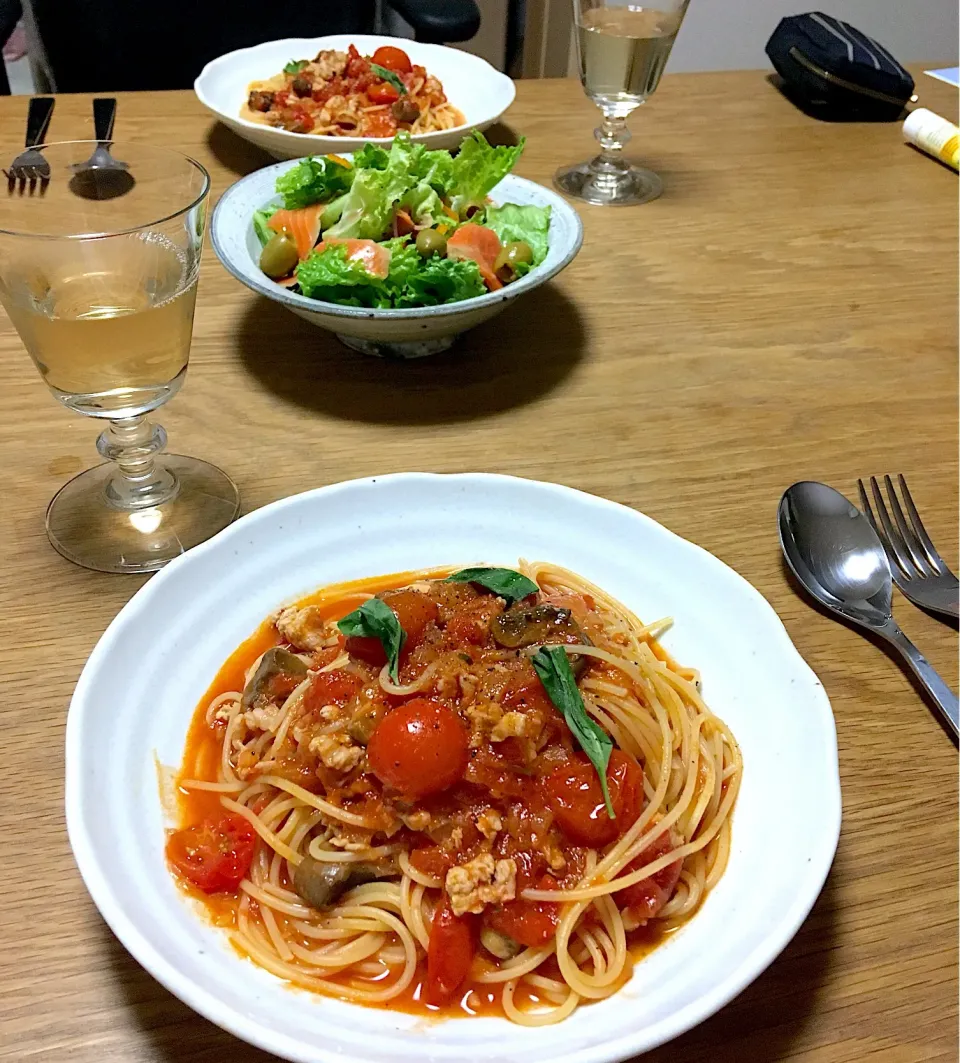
[
  {"x1": 275, "y1": 156, "x2": 354, "y2": 210},
  {"x1": 296, "y1": 240, "x2": 485, "y2": 308},
  {"x1": 448, "y1": 132, "x2": 525, "y2": 214}
]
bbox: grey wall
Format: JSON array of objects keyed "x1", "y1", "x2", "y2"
[{"x1": 669, "y1": 0, "x2": 959, "y2": 71}]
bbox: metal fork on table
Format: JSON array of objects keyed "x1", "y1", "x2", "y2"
[
  {"x1": 858, "y1": 474, "x2": 959, "y2": 621},
  {"x1": 4, "y1": 96, "x2": 55, "y2": 194}
]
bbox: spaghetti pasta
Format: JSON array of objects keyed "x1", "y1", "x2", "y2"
[
  {"x1": 243, "y1": 44, "x2": 464, "y2": 139},
  {"x1": 167, "y1": 562, "x2": 741, "y2": 1024}
]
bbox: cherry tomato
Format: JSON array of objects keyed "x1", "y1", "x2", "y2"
[
  {"x1": 302, "y1": 668, "x2": 361, "y2": 712},
  {"x1": 166, "y1": 814, "x2": 256, "y2": 893},
  {"x1": 486, "y1": 874, "x2": 559, "y2": 948},
  {"x1": 426, "y1": 899, "x2": 475, "y2": 1004},
  {"x1": 500, "y1": 661, "x2": 557, "y2": 716},
  {"x1": 541, "y1": 750, "x2": 643, "y2": 847},
  {"x1": 361, "y1": 113, "x2": 397, "y2": 138},
  {"x1": 445, "y1": 596, "x2": 504, "y2": 645},
  {"x1": 367, "y1": 697, "x2": 468, "y2": 798},
  {"x1": 409, "y1": 844, "x2": 452, "y2": 880},
  {"x1": 345, "y1": 588, "x2": 439, "y2": 668},
  {"x1": 346, "y1": 43, "x2": 369, "y2": 78},
  {"x1": 367, "y1": 81, "x2": 400, "y2": 104},
  {"x1": 372, "y1": 45, "x2": 412, "y2": 73},
  {"x1": 616, "y1": 829, "x2": 683, "y2": 918}
]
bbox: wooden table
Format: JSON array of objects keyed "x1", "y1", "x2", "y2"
[{"x1": 0, "y1": 71, "x2": 956, "y2": 1063}]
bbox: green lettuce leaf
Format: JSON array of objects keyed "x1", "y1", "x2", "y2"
[
  {"x1": 399, "y1": 181, "x2": 445, "y2": 225},
  {"x1": 275, "y1": 156, "x2": 355, "y2": 210},
  {"x1": 413, "y1": 149, "x2": 455, "y2": 194},
  {"x1": 253, "y1": 206, "x2": 278, "y2": 247},
  {"x1": 485, "y1": 203, "x2": 551, "y2": 266},
  {"x1": 325, "y1": 135, "x2": 427, "y2": 240},
  {"x1": 295, "y1": 240, "x2": 485, "y2": 309},
  {"x1": 449, "y1": 132, "x2": 526, "y2": 214},
  {"x1": 353, "y1": 143, "x2": 390, "y2": 171}
]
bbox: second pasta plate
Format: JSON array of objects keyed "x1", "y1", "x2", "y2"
[{"x1": 66, "y1": 473, "x2": 840, "y2": 1063}]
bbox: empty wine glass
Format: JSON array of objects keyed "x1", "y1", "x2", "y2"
[
  {"x1": 0, "y1": 142, "x2": 240, "y2": 573},
  {"x1": 555, "y1": 0, "x2": 690, "y2": 205}
]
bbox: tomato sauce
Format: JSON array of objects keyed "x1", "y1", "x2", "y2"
[{"x1": 170, "y1": 567, "x2": 674, "y2": 1020}]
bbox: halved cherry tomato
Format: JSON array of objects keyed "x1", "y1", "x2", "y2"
[
  {"x1": 368, "y1": 81, "x2": 400, "y2": 104},
  {"x1": 346, "y1": 43, "x2": 369, "y2": 78},
  {"x1": 166, "y1": 814, "x2": 256, "y2": 893},
  {"x1": 302, "y1": 668, "x2": 361, "y2": 712},
  {"x1": 409, "y1": 844, "x2": 452, "y2": 880},
  {"x1": 445, "y1": 595, "x2": 504, "y2": 645},
  {"x1": 362, "y1": 113, "x2": 397, "y2": 138},
  {"x1": 367, "y1": 697, "x2": 468, "y2": 798},
  {"x1": 426, "y1": 899, "x2": 475, "y2": 1004},
  {"x1": 541, "y1": 750, "x2": 643, "y2": 847},
  {"x1": 345, "y1": 589, "x2": 439, "y2": 667},
  {"x1": 500, "y1": 661, "x2": 556, "y2": 716},
  {"x1": 486, "y1": 874, "x2": 559, "y2": 948},
  {"x1": 616, "y1": 829, "x2": 683, "y2": 919},
  {"x1": 372, "y1": 45, "x2": 413, "y2": 74}
]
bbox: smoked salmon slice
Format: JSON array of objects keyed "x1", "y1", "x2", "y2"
[
  {"x1": 446, "y1": 224, "x2": 503, "y2": 291},
  {"x1": 317, "y1": 237, "x2": 392, "y2": 279},
  {"x1": 268, "y1": 205, "x2": 324, "y2": 261}
]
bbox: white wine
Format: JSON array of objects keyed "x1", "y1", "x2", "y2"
[
  {"x1": 1, "y1": 232, "x2": 197, "y2": 418},
  {"x1": 578, "y1": 6, "x2": 684, "y2": 109}
]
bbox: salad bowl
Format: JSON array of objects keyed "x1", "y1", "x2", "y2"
[{"x1": 211, "y1": 143, "x2": 583, "y2": 359}]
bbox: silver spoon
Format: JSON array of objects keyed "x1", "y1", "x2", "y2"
[
  {"x1": 69, "y1": 97, "x2": 134, "y2": 200},
  {"x1": 778, "y1": 480, "x2": 958, "y2": 739}
]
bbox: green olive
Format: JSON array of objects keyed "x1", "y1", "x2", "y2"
[
  {"x1": 415, "y1": 228, "x2": 448, "y2": 258},
  {"x1": 259, "y1": 232, "x2": 299, "y2": 279},
  {"x1": 494, "y1": 240, "x2": 534, "y2": 282}
]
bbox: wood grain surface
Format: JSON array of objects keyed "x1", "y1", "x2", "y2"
[{"x1": 0, "y1": 71, "x2": 956, "y2": 1063}]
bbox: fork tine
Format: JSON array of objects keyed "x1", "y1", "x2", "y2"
[
  {"x1": 880, "y1": 474, "x2": 935, "y2": 574},
  {"x1": 883, "y1": 475, "x2": 934, "y2": 575},
  {"x1": 869, "y1": 475, "x2": 918, "y2": 579},
  {"x1": 896, "y1": 474, "x2": 945, "y2": 574}
]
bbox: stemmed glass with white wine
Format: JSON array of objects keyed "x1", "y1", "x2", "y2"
[
  {"x1": 556, "y1": 0, "x2": 690, "y2": 205},
  {"x1": 0, "y1": 142, "x2": 240, "y2": 573}
]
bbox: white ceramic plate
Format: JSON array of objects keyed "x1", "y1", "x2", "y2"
[
  {"x1": 66, "y1": 474, "x2": 841, "y2": 1063},
  {"x1": 210, "y1": 163, "x2": 583, "y2": 357},
  {"x1": 195, "y1": 35, "x2": 516, "y2": 160}
]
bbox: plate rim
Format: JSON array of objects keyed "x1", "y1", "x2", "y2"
[
  {"x1": 65, "y1": 472, "x2": 841, "y2": 1063},
  {"x1": 194, "y1": 33, "x2": 517, "y2": 146},
  {"x1": 210, "y1": 167, "x2": 584, "y2": 321}
]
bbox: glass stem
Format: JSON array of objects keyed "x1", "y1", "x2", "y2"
[
  {"x1": 591, "y1": 110, "x2": 634, "y2": 174},
  {"x1": 96, "y1": 415, "x2": 179, "y2": 511}
]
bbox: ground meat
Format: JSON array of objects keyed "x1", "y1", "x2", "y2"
[
  {"x1": 276, "y1": 605, "x2": 334, "y2": 651},
  {"x1": 309, "y1": 732, "x2": 363, "y2": 773},
  {"x1": 477, "y1": 808, "x2": 502, "y2": 839},
  {"x1": 446, "y1": 853, "x2": 517, "y2": 916},
  {"x1": 490, "y1": 709, "x2": 542, "y2": 743},
  {"x1": 463, "y1": 700, "x2": 503, "y2": 748}
]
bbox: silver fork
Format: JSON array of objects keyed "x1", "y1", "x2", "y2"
[
  {"x1": 858, "y1": 474, "x2": 960, "y2": 621},
  {"x1": 4, "y1": 97, "x2": 55, "y2": 194}
]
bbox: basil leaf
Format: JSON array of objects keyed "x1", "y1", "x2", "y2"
[
  {"x1": 370, "y1": 63, "x2": 407, "y2": 95},
  {"x1": 445, "y1": 567, "x2": 538, "y2": 605},
  {"x1": 337, "y1": 599, "x2": 406, "y2": 682},
  {"x1": 284, "y1": 59, "x2": 308, "y2": 74},
  {"x1": 532, "y1": 646, "x2": 615, "y2": 819}
]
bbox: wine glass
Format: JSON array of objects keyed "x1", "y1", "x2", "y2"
[
  {"x1": 555, "y1": 0, "x2": 690, "y2": 205},
  {"x1": 0, "y1": 142, "x2": 240, "y2": 573}
]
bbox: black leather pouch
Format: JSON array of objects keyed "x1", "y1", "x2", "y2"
[{"x1": 766, "y1": 12, "x2": 914, "y2": 120}]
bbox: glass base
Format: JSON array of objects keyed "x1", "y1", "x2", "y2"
[
  {"x1": 554, "y1": 160, "x2": 663, "y2": 206},
  {"x1": 46, "y1": 454, "x2": 240, "y2": 574}
]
